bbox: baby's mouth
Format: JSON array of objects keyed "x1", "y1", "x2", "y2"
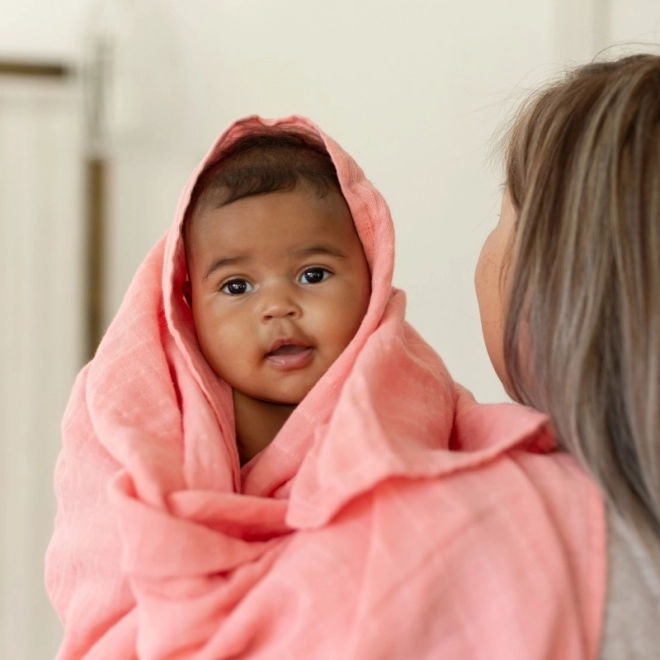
[
  {"x1": 266, "y1": 340, "x2": 314, "y2": 369},
  {"x1": 268, "y1": 344, "x2": 309, "y2": 357}
]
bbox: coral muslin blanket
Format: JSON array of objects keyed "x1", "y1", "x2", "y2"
[{"x1": 46, "y1": 116, "x2": 606, "y2": 659}]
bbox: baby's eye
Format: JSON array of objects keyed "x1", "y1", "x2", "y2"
[
  {"x1": 221, "y1": 279, "x2": 254, "y2": 295},
  {"x1": 299, "y1": 268, "x2": 331, "y2": 285}
]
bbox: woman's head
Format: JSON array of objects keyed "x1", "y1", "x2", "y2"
[{"x1": 478, "y1": 53, "x2": 660, "y2": 544}]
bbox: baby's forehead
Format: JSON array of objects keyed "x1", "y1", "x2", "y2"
[
  {"x1": 182, "y1": 132, "x2": 357, "y2": 263},
  {"x1": 193, "y1": 187, "x2": 354, "y2": 237},
  {"x1": 191, "y1": 173, "x2": 348, "y2": 221},
  {"x1": 193, "y1": 133, "x2": 341, "y2": 211}
]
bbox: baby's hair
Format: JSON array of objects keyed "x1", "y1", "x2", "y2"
[
  {"x1": 184, "y1": 130, "x2": 342, "y2": 229},
  {"x1": 502, "y1": 53, "x2": 660, "y2": 557}
]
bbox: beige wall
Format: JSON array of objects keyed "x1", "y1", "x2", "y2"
[
  {"x1": 107, "y1": 0, "x2": 565, "y2": 405},
  {"x1": 0, "y1": 77, "x2": 84, "y2": 659}
]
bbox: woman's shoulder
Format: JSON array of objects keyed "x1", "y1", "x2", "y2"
[
  {"x1": 355, "y1": 448, "x2": 607, "y2": 658},
  {"x1": 600, "y1": 508, "x2": 660, "y2": 659}
]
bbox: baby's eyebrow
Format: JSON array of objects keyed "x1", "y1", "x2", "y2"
[
  {"x1": 291, "y1": 245, "x2": 347, "y2": 259},
  {"x1": 203, "y1": 255, "x2": 251, "y2": 280}
]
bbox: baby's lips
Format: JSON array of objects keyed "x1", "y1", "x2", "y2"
[
  {"x1": 265, "y1": 345, "x2": 314, "y2": 369},
  {"x1": 268, "y1": 344, "x2": 310, "y2": 357},
  {"x1": 267, "y1": 336, "x2": 309, "y2": 355}
]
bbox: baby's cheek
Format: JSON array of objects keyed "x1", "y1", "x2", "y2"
[
  {"x1": 330, "y1": 319, "x2": 361, "y2": 356},
  {"x1": 199, "y1": 310, "x2": 241, "y2": 355}
]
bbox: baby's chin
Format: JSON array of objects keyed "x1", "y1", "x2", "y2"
[
  {"x1": 225, "y1": 377, "x2": 311, "y2": 407},
  {"x1": 235, "y1": 388, "x2": 309, "y2": 408},
  {"x1": 254, "y1": 381, "x2": 324, "y2": 408},
  {"x1": 258, "y1": 389, "x2": 314, "y2": 407},
  {"x1": 230, "y1": 368, "x2": 333, "y2": 408}
]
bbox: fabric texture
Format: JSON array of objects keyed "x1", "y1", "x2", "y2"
[
  {"x1": 46, "y1": 115, "x2": 606, "y2": 659},
  {"x1": 600, "y1": 508, "x2": 660, "y2": 659}
]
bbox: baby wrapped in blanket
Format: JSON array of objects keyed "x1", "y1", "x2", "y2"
[{"x1": 46, "y1": 116, "x2": 606, "y2": 659}]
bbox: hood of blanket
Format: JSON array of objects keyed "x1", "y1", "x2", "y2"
[
  {"x1": 165, "y1": 116, "x2": 392, "y2": 310},
  {"x1": 162, "y1": 116, "x2": 398, "y2": 484},
  {"x1": 164, "y1": 115, "x2": 393, "y2": 348},
  {"x1": 157, "y1": 115, "x2": 554, "y2": 528}
]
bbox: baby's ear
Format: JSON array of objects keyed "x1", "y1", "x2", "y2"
[{"x1": 183, "y1": 280, "x2": 192, "y2": 306}]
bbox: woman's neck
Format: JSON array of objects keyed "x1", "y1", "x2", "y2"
[{"x1": 233, "y1": 390, "x2": 296, "y2": 466}]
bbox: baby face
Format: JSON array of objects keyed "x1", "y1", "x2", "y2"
[{"x1": 186, "y1": 186, "x2": 371, "y2": 405}]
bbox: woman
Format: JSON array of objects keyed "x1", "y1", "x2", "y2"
[{"x1": 476, "y1": 53, "x2": 660, "y2": 657}]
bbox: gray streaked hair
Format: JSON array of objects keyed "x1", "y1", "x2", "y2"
[{"x1": 503, "y1": 54, "x2": 660, "y2": 559}]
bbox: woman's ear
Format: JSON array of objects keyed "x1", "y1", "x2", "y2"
[{"x1": 183, "y1": 280, "x2": 192, "y2": 306}]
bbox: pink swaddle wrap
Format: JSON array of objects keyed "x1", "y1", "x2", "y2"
[{"x1": 46, "y1": 116, "x2": 606, "y2": 659}]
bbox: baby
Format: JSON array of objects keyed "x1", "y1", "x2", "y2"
[
  {"x1": 181, "y1": 132, "x2": 371, "y2": 464},
  {"x1": 47, "y1": 115, "x2": 602, "y2": 659}
]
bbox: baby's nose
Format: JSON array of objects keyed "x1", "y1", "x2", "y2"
[{"x1": 260, "y1": 286, "x2": 302, "y2": 321}]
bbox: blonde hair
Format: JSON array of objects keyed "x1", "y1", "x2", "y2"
[{"x1": 503, "y1": 54, "x2": 660, "y2": 553}]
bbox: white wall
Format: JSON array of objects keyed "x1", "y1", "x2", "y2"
[
  {"x1": 611, "y1": 0, "x2": 660, "y2": 44},
  {"x1": 105, "y1": 0, "x2": 566, "y2": 404},
  {"x1": 0, "y1": 0, "x2": 90, "y2": 60},
  {"x1": 0, "y1": 0, "x2": 614, "y2": 404},
  {"x1": 0, "y1": 77, "x2": 84, "y2": 659}
]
